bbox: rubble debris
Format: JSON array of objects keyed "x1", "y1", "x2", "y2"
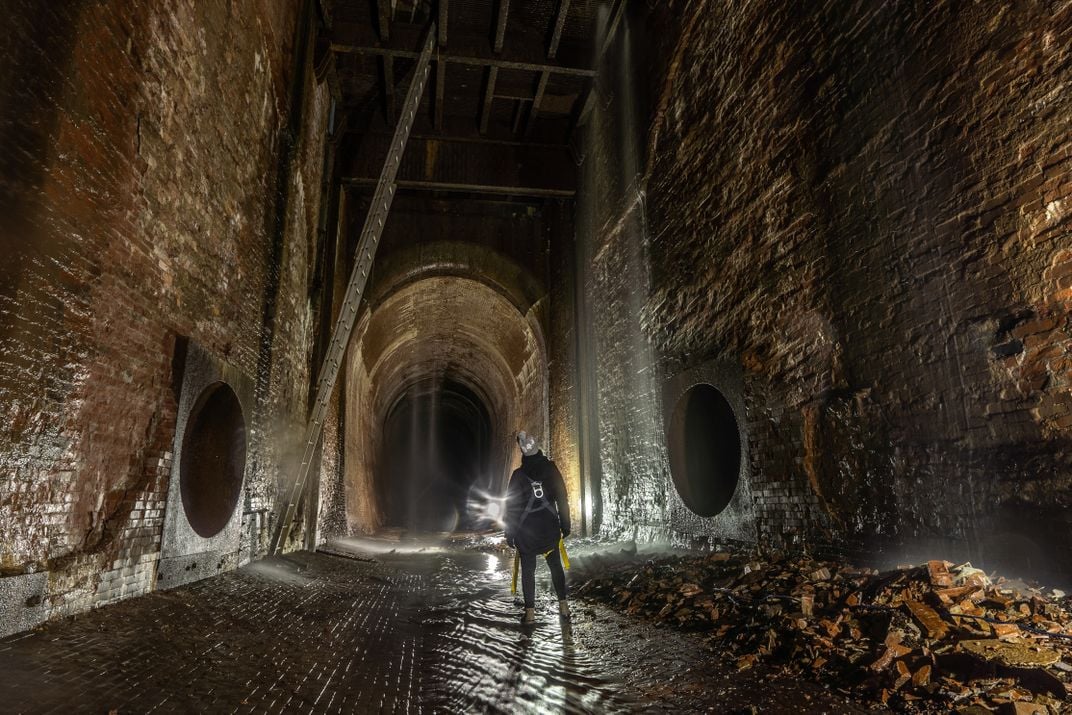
[
  {"x1": 574, "y1": 550, "x2": 1072, "y2": 713},
  {"x1": 904, "y1": 599, "x2": 951, "y2": 640},
  {"x1": 960, "y1": 640, "x2": 1061, "y2": 668}
]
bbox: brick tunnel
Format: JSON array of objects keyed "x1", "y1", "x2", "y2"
[{"x1": 2, "y1": 0, "x2": 1072, "y2": 712}]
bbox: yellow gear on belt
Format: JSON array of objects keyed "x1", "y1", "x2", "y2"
[
  {"x1": 509, "y1": 535, "x2": 569, "y2": 596},
  {"x1": 539, "y1": 537, "x2": 570, "y2": 567}
]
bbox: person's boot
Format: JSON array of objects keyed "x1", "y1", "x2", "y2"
[
  {"x1": 558, "y1": 600, "x2": 570, "y2": 620},
  {"x1": 521, "y1": 608, "x2": 536, "y2": 625}
]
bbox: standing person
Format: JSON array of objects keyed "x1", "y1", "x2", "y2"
[{"x1": 504, "y1": 431, "x2": 571, "y2": 624}]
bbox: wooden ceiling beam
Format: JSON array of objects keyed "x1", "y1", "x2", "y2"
[
  {"x1": 340, "y1": 132, "x2": 577, "y2": 198},
  {"x1": 599, "y1": 0, "x2": 627, "y2": 59},
  {"x1": 376, "y1": 0, "x2": 392, "y2": 41},
  {"x1": 333, "y1": 43, "x2": 595, "y2": 78},
  {"x1": 331, "y1": 20, "x2": 594, "y2": 77},
  {"x1": 434, "y1": 59, "x2": 446, "y2": 130},
  {"x1": 343, "y1": 178, "x2": 574, "y2": 199},
  {"x1": 354, "y1": 129, "x2": 570, "y2": 149},
  {"x1": 438, "y1": 0, "x2": 448, "y2": 46},
  {"x1": 524, "y1": 71, "x2": 549, "y2": 137},
  {"x1": 479, "y1": 66, "x2": 498, "y2": 134},
  {"x1": 494, "y1": 0, "x2": 510, "y2": 54},
  {"x1": 570, "y1": 0, "x2": 626, "y2": 139},
  {"x1": 341, "y1": 107, "x2": 578, "y2": 146},
  {"x1": 381, "y1": 55, "x2": 396, "y2": 123},
  {"x1": 548, "y1": 0, "x2": 570, "y2": 59},
  {"x1": 511, "y1": 99, "x2": 525, "y2": 134}
]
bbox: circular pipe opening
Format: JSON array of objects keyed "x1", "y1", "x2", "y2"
[
  {"x1": 180, "y1": 382, "x2": 247, "y2": 538},
  {"x1": 667, "y1": 383, "x2": 741, "y2": 517}
]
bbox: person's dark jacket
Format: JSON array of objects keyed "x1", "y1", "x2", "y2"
[{"x1": 503, "y1": 451, "x2": 570, "y2": 554}]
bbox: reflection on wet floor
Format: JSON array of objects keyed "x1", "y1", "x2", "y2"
[
  {"x1": 0, "y1": 536, "x2": 869, "y2": 713},
  {"x1": 411, "y1": 550, "x2": 642, "y2": 713}
]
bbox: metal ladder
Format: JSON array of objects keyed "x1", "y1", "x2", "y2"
[{"x1": 268, "y1": 21, "x2": 438, "y2": 556}]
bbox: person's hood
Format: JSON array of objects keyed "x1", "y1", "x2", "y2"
[{"x1": 517, "y1": 430, "x2": 539, "y2": 457}]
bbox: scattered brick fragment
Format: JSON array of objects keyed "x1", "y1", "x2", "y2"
[{"x1": 576, "y1": 549, "x2": 1072, "y2": 712}]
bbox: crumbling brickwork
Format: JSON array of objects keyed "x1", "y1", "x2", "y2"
[
  {"x1": 582, "y1": 0, "x2": 1072, "y2": 579},
  {"x1": 0, "y1": 0, "x2": 331, "y2": 627}
]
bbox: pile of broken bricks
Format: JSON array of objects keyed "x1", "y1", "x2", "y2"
[{"x1": 574, "y1": 551, "x2": 1072, "y2": 713}]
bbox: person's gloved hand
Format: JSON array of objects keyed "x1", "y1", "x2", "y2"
[
  {"x1": 506, "y1": 533, "x2": 516, "y2": 549},
  {"x1": 560, "y1": 525, "x2": 570, "y2": 538}
]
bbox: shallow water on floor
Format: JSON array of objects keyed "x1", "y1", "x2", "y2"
[
  {"x1": 402, "y1": 550, "x2": 644, "y2": 713},
  {"x1": 0, "y1": 536, "x2": 870, "y2": 714}
]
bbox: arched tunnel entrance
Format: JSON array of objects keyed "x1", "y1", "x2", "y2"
[
  {"x1": 343, "y1": 274, "x2": 548, "y2": 536},
  {"x1": 378, "y1": 377, "x2": 492, "y2": 532}
]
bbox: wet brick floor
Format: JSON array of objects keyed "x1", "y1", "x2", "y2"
[{"x1": 0, "y1": 539, "x2": 872, "y2": 713}]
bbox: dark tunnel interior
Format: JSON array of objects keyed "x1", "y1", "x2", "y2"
[
  {"x1": 179, "y1": 382, "x2": 247, "y2": 539},
  {"x1": 376, "y1": 378, "x2": 493, "y2": 533},
  {"x1": 3, "y1": 0, "x2": 1072, "y2": 709},
  {"x1": 668, "y1": 384, "x2": 742, "y2": 519}
]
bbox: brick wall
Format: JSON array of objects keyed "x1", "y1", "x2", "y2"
[
  {"x1": 0, "y1": 0, "x2": 331, "y2": 625},
  {"x1": 581, "y1": 0, "x2": 1072, "y2": 580},
  {"x1": 545, "y1": 201, "x2": 584, "y2": 532}
]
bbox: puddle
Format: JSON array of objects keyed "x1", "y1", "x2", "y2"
[{"x1": 410, "y1": 551, "x2": 647, "y2": 713}]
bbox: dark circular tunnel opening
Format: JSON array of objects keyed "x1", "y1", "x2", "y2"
[
  {"x1": 180, "y1": 382, "x2": 247, "y2": 538},
  {"x1": 668, "y1": 383, "x2": 742, "y2": 517},
  {"x1": 377, "y1": 378, "x2": 494, "y2": 533}
]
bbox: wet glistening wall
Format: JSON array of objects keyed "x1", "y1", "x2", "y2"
[
  {"x1": 1, "y1": 0, "x2": 1070, "y2": 635},
  {"x1": 0, "y1": 0, "x2": 332, "y2": 624},
  {"x1": 580, "y1": 0, "x2": 1072, "y2": 582}
]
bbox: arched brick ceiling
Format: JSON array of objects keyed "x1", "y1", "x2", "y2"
[{"x1": 343, "y1": 275, "x2": 546, "y2": 532}]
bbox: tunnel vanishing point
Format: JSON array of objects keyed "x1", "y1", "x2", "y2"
[{"x1": 1, "y1": 0, "x2": 1071, "y2": 661}]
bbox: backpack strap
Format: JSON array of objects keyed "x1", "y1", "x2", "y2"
[{"x1": 516, "y1": 469, "x2": 553, "y2": 528}]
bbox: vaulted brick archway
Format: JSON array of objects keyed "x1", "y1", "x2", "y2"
[{"x1": 342, "y1": 274, "x2": 547, "y2": 533}]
